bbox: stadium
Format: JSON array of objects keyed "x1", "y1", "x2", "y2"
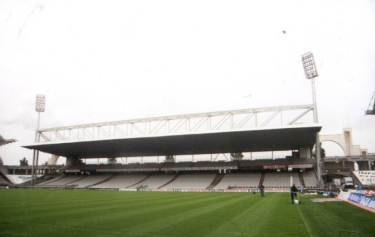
[
  {"x1": 1, "y1": 102, "x2": 375, "y2": 237},
  {"x1": 1, "y1": 1, "x2": 375, "y2": 237}
]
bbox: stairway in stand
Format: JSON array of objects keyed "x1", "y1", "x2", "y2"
[
  {"x1": 259, "y1": 172, "x2": 265, "y2": 187},
  {"x1": 157, "y1": 173, "x2": 179, "y2": 190},
  {"x1": 86, "y1": 175, "x2": 116, "y2": 188},
  {"x1": 206, "y1": 173, "x2": 224, "y2": 190},
  {"x1": 298, "y1": 172, "x2": 305, "y2": 187}
]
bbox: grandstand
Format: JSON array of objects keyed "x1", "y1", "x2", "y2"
[
  {"x1": 263, "y1": 172, "x2": 300, "y2": 188},
  {"x1": 262, "y1": 172, "x2": 301, "y2": 192},
  {"x1": 5, "y1": 174, "x2": 33, "y2": 185},
  {"x1": 0, "y1": 134, "x2": 16, "y2": 186},
  {"x1": 12, "y1": 104, "x2": 328, "y2": 192},
  {"x1": 15, "y1": 105, "x2": 373, "y2": 192},
  {"x1": 92, "y1": 174, "x2": 148, "y2": 189},
  {"x1": 68, "y1": 174, "x2": 113, "y2": 188},
  {"x1": 303, "y1": 170, "x2": 318, "y2": 188},
  {"x1": 37, "y1": 175, "x2": 65, "y2": 186},
  {"x1": 41, "y1": 175, "x2": 84, "y2": 186},
  {"x1": 28, "y1": 169, "x2": 318, "y2": 192},
  {"x1": 160, "y1": 173, "x2": 216, "y2": 190},
  {"x1": 130, "y1": 173, "x2": 176, "y2": 190},
  {"x1": 5, "y1": 153, "x2": 369, "y2": 191},
  {"x1": 214, "y1": 172, "x2": 261, "y2": 190}
]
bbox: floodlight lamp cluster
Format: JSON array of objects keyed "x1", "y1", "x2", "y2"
[
  {"x1": 302, "y1": 52, "x2": 318, "y2": 79},
  {"x1": 35, "y1": 94, "x2": 46, "y2": 112}
]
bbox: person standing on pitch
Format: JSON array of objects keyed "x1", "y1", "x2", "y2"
[
  {"x1": 290, "y1": 184, "x2": 298, "y2": 204},
  {"x1": 259, "y1": 184, "x2": 265, "y2": 197}
]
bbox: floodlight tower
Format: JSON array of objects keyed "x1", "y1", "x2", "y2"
[
  {"x1": 31, "y1": 94, "x2": 45, "y2": 185},
  {"x1": 301, "y1": 52, "x2": 322, "y2": 186}
]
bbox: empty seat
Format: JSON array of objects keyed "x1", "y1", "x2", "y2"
[
  {"x1": 68, "y1": 175, "x2": 112, "y2": 188},
  {"x1": 132, "y1": 174, "x2": 175, "y2": 190},
  {"x1": 92, "y1": 174, "x2": 147, "y2": 189},
  {"x1": 215, "y1": 173, "x2": 261, "y2": 189},
  {"x1": 303, "y1": 171, "x2": 318, "y2": 188},
  {"x1": 42, "y1": 175, "x2": 83, "y2": 186},
  {"x1": 263, "y1": 172, "x2": 301, "y2": 188},
  {"x1": 162, "y1": 174, "x2": 215, "y2": 190}
]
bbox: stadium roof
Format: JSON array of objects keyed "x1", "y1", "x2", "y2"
[
  {"x1": 23, "y1": 125, "x2": 321, "y2": 158},
  {"x1": 0, "y1": 135, "x2": 16, "y2": 147}
]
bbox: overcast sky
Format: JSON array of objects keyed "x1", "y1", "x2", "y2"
[{"x1": 0, "y1": 0, "x2": 374, "y2": 165}]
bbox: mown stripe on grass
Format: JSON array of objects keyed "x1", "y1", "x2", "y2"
[
  {"x1": 296, "y1": 204, "x2": 314, "y2": 237},
  {"x1": 0, "y1": 191, "x2": 200, "y2": 217},
  {"x1": 202, "y1": 193, "x2": 273, "y2": 237},
  {"x1": 61, "y1": 193, "x2": 241, "y2": 232},
  {"x1": 1, "y1": 190, "x2": 374, "y2": 237},
  {"x1": 161, "y1": 193, "x2": 265, "y2": 237},
  {"x1": 299, "y1": 198, "x2": 375, "y2": 237},
  {"x1": 204, "y1": 193, "x2": 312, "y2": 237},
  {"x1": 1, "y1": 192, "x2": 240, "y2": 236},
  {"x1": 120, "y1": 194, "x2": 249, "y2": 237}
]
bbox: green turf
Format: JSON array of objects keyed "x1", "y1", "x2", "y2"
[{"x1": 0, "y1": 189, "x2": 374, "y2": 237}]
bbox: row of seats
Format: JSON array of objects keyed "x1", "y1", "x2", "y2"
[
  {"x1": 161, "y1": 174, "x2": 215, "y2": 190},
  {"x1": 93, "y1": 174, "x2": 147, "y2": 189},
  {"x1": 37, "y1": 171, "x2": 318, "y2": 190},
  {"x1": 263, "y1": 173, "x2": 301, "y2": 188},
  {"x1": 38, "y1": 175, "x2": 82, "y2": 186},
  {"x1": 303, "y1": 171, "x2": 318, "y2": 188},
  {"x1": 69, "y1": 174, "x2": 112, "y2": 188},
  {"x1": 215, "y1": 173, "x2": 261, "y2": 189},
  {"x1": 132, "y1": 174, "x2": 175, "y2": 189}
]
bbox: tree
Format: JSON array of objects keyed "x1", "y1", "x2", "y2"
[
  {"x1": 165, "y1": 155, "x2": 175, "y2": 163},
  {"x1": 107, "y1": 158, "x2": 117, "y2": 165},
  {"x1": 19, "y1": 157, "x2": 29, "y2": 166},
  {"x1": 230, "y1": 152, "x2": 244, "y2": 161},
  {"x1": 313, "y1": 143, "x2": 326, "y2": 159},
  {"x1": 320, "y1": 143, "x2": 326, "y2": 159}
]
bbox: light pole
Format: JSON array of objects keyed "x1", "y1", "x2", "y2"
[
  {"x1": 301, "y1": 52, "x2": 322, "y2": 186},
  {"x1": 31, "y1": 94, "x2": 45, "y2": 185}
]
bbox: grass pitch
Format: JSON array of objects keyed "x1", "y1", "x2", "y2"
[{"x1": 0, "y1": 189, "x2": 374, "y2": 237}]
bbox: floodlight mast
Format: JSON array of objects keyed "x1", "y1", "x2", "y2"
[
  {"x1": 301, "y1": 52, "x2": 322, "y2": 187},
  {"x1": 31, "y1": 94, "x2": 45, "y2": 185}
]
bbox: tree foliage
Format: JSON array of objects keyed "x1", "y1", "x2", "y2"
[
  {"x1": 165, "y1": 155, "x2": 175, "y2": 163},
  {"x1": 19, "y1": 157, "x2": 29, "y2": 166},
  {"x1": 230, "y1": 152, "x2": 243, "y2": 160}
]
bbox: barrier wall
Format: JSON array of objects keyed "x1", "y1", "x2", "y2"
[
  {"x1": 339, "y1": 190, "x2": 375, "y2": 211},
  {"x1": 348, "y1": 193, "x2": 375, "y2": 209}
]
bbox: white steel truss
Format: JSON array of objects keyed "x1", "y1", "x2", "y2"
[{"x1": 36, "y1": 104, "x2": 315, "y2": 143}]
